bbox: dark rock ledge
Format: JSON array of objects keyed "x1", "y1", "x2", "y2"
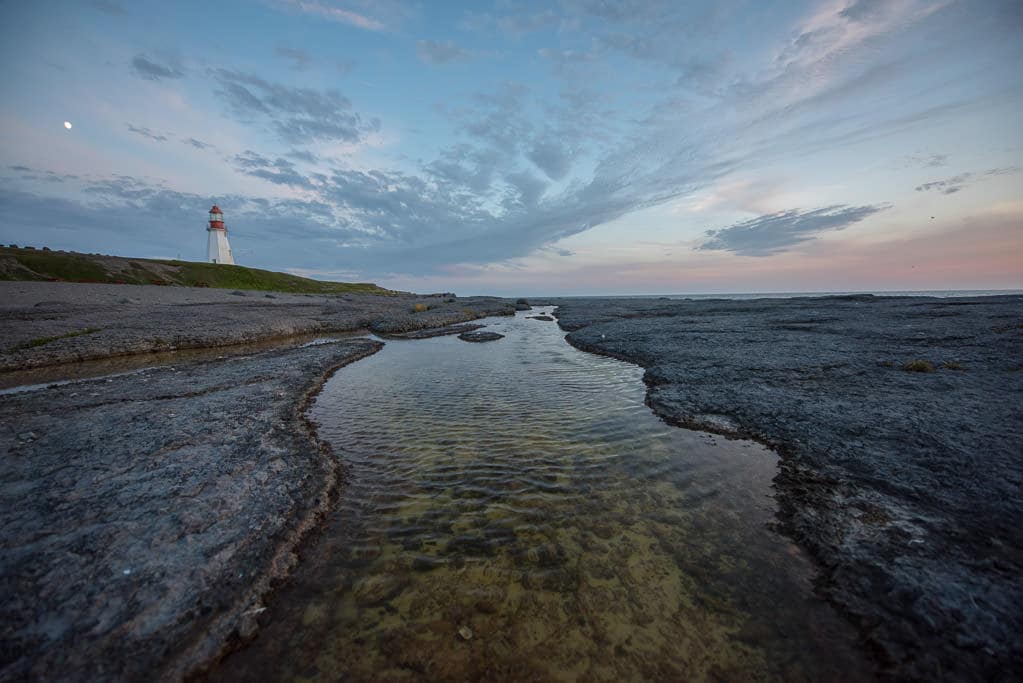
[
  {"x1": 556, "y1": 294, "x2": 1023, "y2": 681},
  {"x1": 0, "y1": 339, "x2": 382, "y2": 681}
]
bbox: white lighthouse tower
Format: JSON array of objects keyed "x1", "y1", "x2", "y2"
[{"x1": 206, "y1": 205, "x2": 234, "y2": 265}]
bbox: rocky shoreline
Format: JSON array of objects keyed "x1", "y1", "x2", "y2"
[
  {"x1": 3, "y1": 285, "x2": 1020, "y2": 680},
  {"x1": 553, "y1": 294, "x2": 1023, "y2": 680},
  {"x1": 0, "y1": 281, "x2": 515, "y2": 372},
  {"x1": 0, "y1": 282, "x2": 519, "y2": 681},
  {"x1": 0, "y1": 340, "x2": 384, "y2": 681}
]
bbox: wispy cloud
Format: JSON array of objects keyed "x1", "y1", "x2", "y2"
[
  {"x1": 699, "y1": 205, "x2": 888, "y2": 256},
  {"x1": 182, "y1": 137, "x2": 212, "y2": 150},
  {"x1": 916, "y1": 167, "x2": 1020, "y2": 194},
  {"x1": 416, "y1": 40, "x2": 469, "y2": 65},
  {"x1": 130, "y1": 54, "x2": 183, "y2": 81},
  {"x1": 234, "y1": 150, "x2": 314, "y2": 189},
  {"x1": 274, "y1": 46, "x2": 313, "y2": 70},
  {"x1": 125, "y1": 123, "x2": 168, "y2": 142},
  {"x1": 276, "y1": 0, "x2": 384, "y2": 30},
  {"x1": 211, "y1": 69, "x2": 379, "y2": 144}
]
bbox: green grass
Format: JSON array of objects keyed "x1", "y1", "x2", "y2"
[
  {"x1": 9, "y1": 250, "x2": 113, "y2": 283},
  {"x1": 14, "y1": 327, "x2": 101, "y2": 351},
  {"x1": 161, "y1": 261, "x2": 392, "y2": 294},
  {"x1": 0, "y1": 246, "x2": 395, "y2": 295}
]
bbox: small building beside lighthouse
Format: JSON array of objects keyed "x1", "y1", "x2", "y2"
[{"x1": 206, "y1": 205, "x2": 235, "y2": 265}]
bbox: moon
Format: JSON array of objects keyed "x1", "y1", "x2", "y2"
[{"x1": 64, "y1": 121, "x2": 72, "y2": 130}]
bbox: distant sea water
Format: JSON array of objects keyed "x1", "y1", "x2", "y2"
[{"x1": 583, "y1": 290, "x2": 1023, "y2": 300}]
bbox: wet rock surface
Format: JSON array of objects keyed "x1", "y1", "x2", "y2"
[
  {"x1": 381, "y1": 323, "x2": 485, "y2": 340},
  {"x1": 555, "y1": 294, "x2": 1023, "y2": 679},
  {"x1": 527, "y1": 315, "x2": 555, "y2": 321},
  {"x1": 457, "y1": 331, "x2": 505, "y2": 343},
  {"x1": 0, "y1": 282, "x2": 513, "y2": 372},
  {"x1": 0, "y1": 339, "x2": 382, "y2": 681}
]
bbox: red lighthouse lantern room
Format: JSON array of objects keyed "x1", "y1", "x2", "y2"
[{"x1": 209, "y1": 205, "x2": 225, "y2": 230}]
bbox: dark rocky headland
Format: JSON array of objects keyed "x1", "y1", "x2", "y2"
[{"x1": 552, "y1": 293, "x2": 1023, "y2": 679}]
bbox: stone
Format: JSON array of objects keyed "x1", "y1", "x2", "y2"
[
  {"x1": 458, "y1": 331, "x2": 504, "y2": 343},
  {"x1": 352, "y1": 574, "x2": 408, "y2": 607}
]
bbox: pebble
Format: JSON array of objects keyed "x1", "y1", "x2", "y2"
[{"x1": 458, "y1": 625, "x2": 473, "y2": 641}]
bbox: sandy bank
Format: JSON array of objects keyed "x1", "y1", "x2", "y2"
[
  {"x1": 0, "y1": 339, "x2": 381, "y2": 681},
  {"x1": 554, "y1": 294, "x2": 1023, "y2": 679}
]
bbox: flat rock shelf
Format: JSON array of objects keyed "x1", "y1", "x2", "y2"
[{"x1": 0, "y1": 339, "x2": 381, "y2": 681}]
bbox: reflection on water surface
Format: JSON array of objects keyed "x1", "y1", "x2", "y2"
[{"x1": 213, "y1": 308, "x2": 869, "y2": 681}]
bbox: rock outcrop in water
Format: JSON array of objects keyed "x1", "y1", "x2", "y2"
[
  {"x1": 554, "y1": 294, "x2": 1023, "y2": 679},
  {"x1": 458, "y1": 331, "x2": 505, "y2": 342}
]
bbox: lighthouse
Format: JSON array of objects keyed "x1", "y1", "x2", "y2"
[{"x1": 206, "y1": 205, "x2": 235, "y2": 265}]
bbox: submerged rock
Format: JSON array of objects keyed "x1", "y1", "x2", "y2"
[
  {"x1": 458, "y1": 331, "x2": 504, "y2": 343},
  {"x1": 527, "y1": 315, "x2": 554, "y2": 321},
  {"x1": 353, "y1": 574, "x2": 409, "y2": 607}
]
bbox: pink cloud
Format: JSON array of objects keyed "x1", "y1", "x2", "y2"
[{"x1": 280, "y1": 1, "x2": 384, "y2": 30}]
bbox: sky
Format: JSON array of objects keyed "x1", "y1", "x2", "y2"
[{"x1": 0, "y1": 0, "x2": 1020, "y2": 296}]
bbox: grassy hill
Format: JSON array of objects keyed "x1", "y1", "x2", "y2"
[{"x1": 0, "y1": 246, "x2": 396, "y2": 295}]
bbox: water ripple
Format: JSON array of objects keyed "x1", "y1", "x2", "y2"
[{"x1": 212, "y1": 307, "x2": 871, "y2": 682}]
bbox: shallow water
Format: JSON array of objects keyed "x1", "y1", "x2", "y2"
[{"x1": 213, "y1": 308, "x2": 870, "y2": 681}]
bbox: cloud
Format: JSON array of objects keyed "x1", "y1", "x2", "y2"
[
  {"x1": 274, "y1": 0, "x2": 384, "y2": 30},
  {"x1": 6, "y1": 0, "x2": 1015, "y2": 288},
  {"x1": 915, "y1": 173, "x2": 971, "y2": 194},
  {"x1": 286, "y1": 149, "x2": 319, "y2": 163},
  {"x1": 699, "y1": 205, "x2": 888, "y2": 256},
  {"x1": 274, "y1": 46, "x2": 312, "y2": 70},
  {"x1": 460, "y1": 9, "x2": 561, "y2": 35},
  {"x1": 528, "y1": 139, "x2": 573, "y2": 180},
  {"x1": 182, "y1": 137, "x2": 212, "y2": 150},
  {"x1": 234, "y1": 151, "x2": 313, "y2": 188},
  {"x1": 212, "y1": 69, "x2": 379, "y2": 144},
  {"x1": 416, "y1": 40, "x2": 469, "y2": 65},
  {"x1": 915, "y1": 167, "x2": 1020, "y2": 194},
  {"x1": 126, "y1": 123, "x2": 168, "y2": 142},
  {"x1": 130, "y1": 54, "x2": 183, "y2": 81},
  {"x1": 839, "y1": 0, "x2": 889, "y2": 22}
]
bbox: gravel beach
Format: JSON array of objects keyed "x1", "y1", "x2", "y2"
[{"x1": 554, "y1": 294, "x2": 1023, "y2": 679}]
